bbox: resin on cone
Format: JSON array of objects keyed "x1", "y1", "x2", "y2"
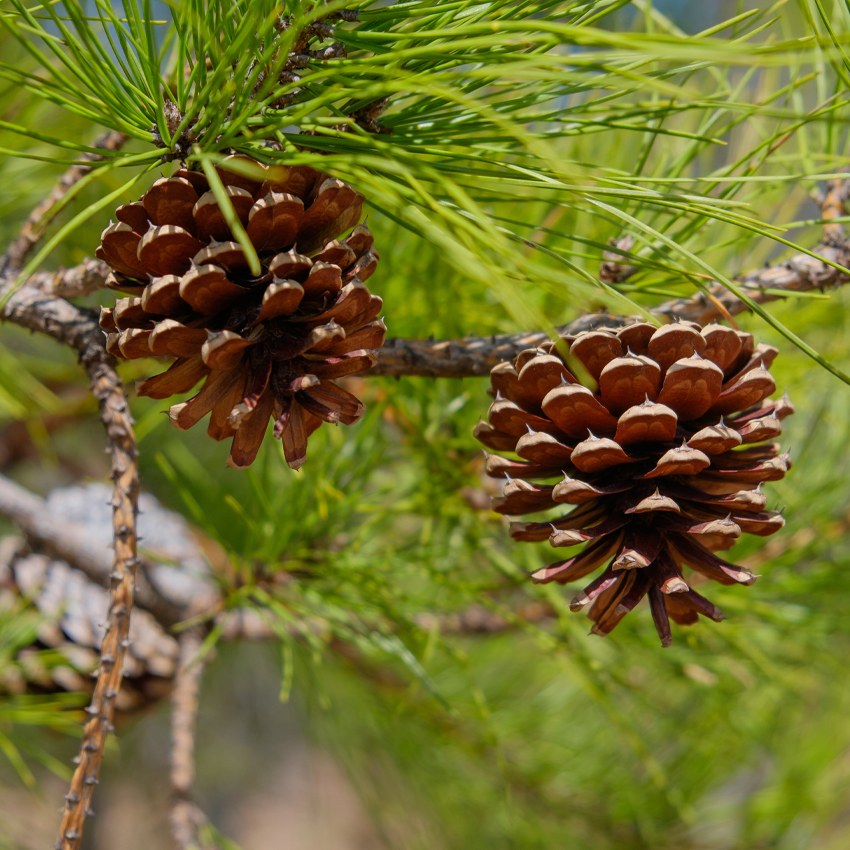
[
  {"x1": 97, "y1": 157, "x2": 386, "y2": 469},
  {"x1": 474, "y1": 322, "x2": 793, "y2": 646}
]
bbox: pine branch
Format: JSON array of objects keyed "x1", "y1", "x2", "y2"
[
  {"x1": 170, "y1": 629, "x2": 211, "y2": 850},
  {"x1": 0, "y1": 189, "x2": 844, "y2": 848},
  {"x1": 12, "y1": 222, "x2": 850, "y2": 382},
  {"x1": 0, "y1": 271, "x2": 141, "y2": 849},
  {"x1": 28, "y1": 258, "x2": 113, "y2": 299},
  {"x1": 0, "y1": 472, "x2": 182, "y2": 626},
  {"x1": 0, "y1": 131, "x2": 127, "y2": 274},
  {"x1": 0, "y1": 275, "x2": 104, "y2": 355},
  {"x1": 54, "y1": 351, "x2": 139, "y2": 850},
  {"x1": 371, "y1": 237, "x2": 850, "y2": 377}
]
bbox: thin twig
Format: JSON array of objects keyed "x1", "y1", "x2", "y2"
[
  {"x1": 53, "y1": 351, "x2": 139, "y2": 850},
  {"x1": 0, "y1": 132, "x2": 127, "y2": 274},
  {"x1": 170, "y1": 628, "x2": 210, "y2": 850},
  {"x1": 0, "y1": 274, "x2": 141, "y2": 850}
]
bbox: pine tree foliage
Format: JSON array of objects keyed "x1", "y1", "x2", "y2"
[{"x1": 0, "y1": 1, "x2": 850, "y2": 848}]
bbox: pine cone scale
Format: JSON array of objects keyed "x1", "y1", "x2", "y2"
[
  {"x1": 137, "y1": 355, "x2": 209, "y2": 399},
  {"x1": 143, "y1": 176, "x2": 199, "y2": 231}
]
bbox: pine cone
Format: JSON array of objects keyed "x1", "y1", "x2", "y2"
[
  {"x1": 0, "y1": 483, "x2": 218, "y2": 709},
  {"x1": 97, "y1": 157, "x2": 385, "y2": 469},
  {"x1": 1, "y1": 540, "x2": 178, "y2": 710},
  {"x1": 474, "y1": 322, "x2": 793, "y2": 646}
]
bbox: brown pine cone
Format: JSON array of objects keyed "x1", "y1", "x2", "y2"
[
  {"x1": 97, "y1": 157, "x2": 386, "y2": 469},
  {"x1": 474, "y1": 322, "x2": 793, "y2": 646}
]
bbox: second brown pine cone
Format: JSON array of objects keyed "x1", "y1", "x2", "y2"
[{"x1": 475, "y1": 321, "x2": 793, "y2": 646}]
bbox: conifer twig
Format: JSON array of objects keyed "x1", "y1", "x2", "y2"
[
  {"x1": 371, "y1": 235, "x2": 850, "y2": 378},
  {"x1": 4, "y1": 226, "x2": 850, "y2": 382},
  {"x1": 0, "y1": 131, "x2": 127, "y2": 274},
  {"x1": 54, "y1": 351, "x2": 139, "y2": 850},
  {"x1": 0, "y1": 276, "x2": 142, "y2": 850},
  {"x1": 170, "y1": 628, "x2": 210, "y2": 850},
  {"x1": 14, "y1": 234, "x2": 848, "y2": 380}
]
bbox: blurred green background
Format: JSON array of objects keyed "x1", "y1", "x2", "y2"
[{"x1": 2, "y1": 1, "x2": 850, "y2": 849}]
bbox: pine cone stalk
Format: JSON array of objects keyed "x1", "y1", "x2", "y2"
[
  {"x1": 97, "y1": 157, "x2": 385, "y2": 469},
  {"x1": 474, "y1": 322, "x2": 793, "y2": 646}
]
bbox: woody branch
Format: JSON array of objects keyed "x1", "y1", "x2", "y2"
[
  {"x1": 0, "y1": 134, "x2": 141, "y2": 850},
  {"x1": 169, "y1": 628, "x2": 210, "y2": 850},
  {"x1": 9, "y1": 183, "x2": 849, "y2": 381}
]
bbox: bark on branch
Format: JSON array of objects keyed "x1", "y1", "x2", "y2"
[
  {"x1": 19, "y1": 229, "x2": 849, "y2": 380},
  {"x1": 371, "y1": 237, "x2": 850, "y2": 377},
  {"x1": 0, "y1": 130, "x2": 136, "y2": 848},
  {"x1": 53, "y1": 347, "x2": 140, "y2": 850},
  {"x1": 0, "y1": 274, "x2": 141, "y2": 850}
]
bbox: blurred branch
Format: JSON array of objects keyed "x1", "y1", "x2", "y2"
[
  {"x1": 0, "y1": 131, "x2": 127, "y2": 275},
  {"x1": 821, "y1": 175, "x2": 850, "y2": 243},
  {"x1": 415, "y1": 601, "x2": 556, "y2": 634},
  {"x1": 0, "y1": 462, "x2": 557, "y2": 641},
  {"x1": 0, "y1": 469, "x2": 553, "y2": 639},
  {"x1": 170, "y1": 628, "x2": 212, "y2": 850},
  {"x1": 0, "y1": 472, "x2": 181, "y2": 626},
  {"x1": 0, "y1": 464, "x2": 557, "y2": 643}
]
